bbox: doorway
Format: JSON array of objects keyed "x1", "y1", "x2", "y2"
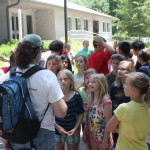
[{"x1": 93, "y1": 20, "x2": 99, "y2": 36}]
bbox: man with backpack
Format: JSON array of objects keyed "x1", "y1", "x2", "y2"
[{"x1": 0, "y1": 34, "x2": 68, "y2": 149}]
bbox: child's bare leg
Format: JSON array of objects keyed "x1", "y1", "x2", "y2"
[
  {"x1": 68, "y1": 143, "x2": 78, "y2": 150},
  {"x1": 56, "y1": 143, "x2": 65, "y2": 150}
]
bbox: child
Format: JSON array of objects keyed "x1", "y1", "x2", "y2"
[
  {"x1": 76, "y1": 40, "x2": 93, "y2": 58},
  {"x1": 131, "y1": 40, "x2": 145, "y2": 67},
  {"x1": 74, "y1": 55, "x2": 87, "y2": 89},
  {"x1": 137, "y1": 49, "x2": 150, "y2": 77},
  {"x1": 106, "y1": 72, "x2": 150, "y2": 150},
  {"x1": 110, "y1": 60, "x2": 135, "y2": 148},
  {"x1": 45, "y1": 54, "x2": 62, "y2": 75},
  {"x1": 60, "y1": 54, "x2": 73, "y2": 72},
  {"x1": 78, "y1": 69, "x2": 96, "y2": 139},
  {"x1": 63, "y1": 43, "x2": 74, "y2": 66},
  {"x1": 55, "y1": 69, "x2": 84, "y2": 150},
  {"x1": 106, "y1": 54, "x2": 125, "y2": 93},
  {"x1": 85, "y1": 74, "x2": 113, "y2": 150}
]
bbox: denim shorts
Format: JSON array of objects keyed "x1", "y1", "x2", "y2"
[
  {"x1": 10, "y1": 128, "x2": 55, "y2": 150},
  {"x1": 55, "y1": 132, "x2": 78, "y2": 144}
]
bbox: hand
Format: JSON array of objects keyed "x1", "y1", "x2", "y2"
[
  {"x1": 93, "y1": 36, "x2": 105, "y2": 46},
  {"x1": 67, "y1": 128, "x2": 76, "y2": 136},
  {"x1": 0, "y1": 130, "x2": 2, "y2": 136},
  {"x1": 3, "y1": 139, "x2": 10, "y2": 150},
  {"x1": 0, "y1": 56, "x2": 9, "y2": 62},
  {"x1": 59, "y1": 127, "x2": 68, "y2": 135},
  {"x1": 82, "y1": 125, "x2": 87, "y2": 142},
  {"x1": 101, "y1": 140, "x2": 108, "y2": 150}
]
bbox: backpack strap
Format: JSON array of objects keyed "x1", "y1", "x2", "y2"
[
  {"x1": 22, "y1": 65, "x2": 45, "y2": 79},
  {"x1": 40, "y1": 104, "x2": 50, "y2": 123},
  {"x1": 9, "y1": 66, "x2": 19, "y2": 77}
]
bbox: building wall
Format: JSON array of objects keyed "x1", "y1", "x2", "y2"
[
  {"x1": 36, "y1": 9, "x2": 55, "y2": 40},
  {"x1": 0, "y1": 1, "x2": 9, "y2": 42},
  {"x1": 53, "y1": 8, "x2": 112, "y2": 41},
  {"x1": 10, "y1": 8, "x2": 36, "y2": 40},
  {"x1": 54, "y1": 8, "x2": 65, "y2": 40},
  {"x1": 7, "y1": 2, "x2": 112, "y2": 41},
  {"x1": 67, "y1": 9, "x2": 112, "y2": 41}
]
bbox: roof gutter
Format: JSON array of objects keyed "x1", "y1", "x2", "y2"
[{"x1": 6, "y1": 0, "x2": 20, "y2": 41}]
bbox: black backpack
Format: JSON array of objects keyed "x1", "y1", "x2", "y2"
[{"x1": 0, "y1": 65, "x2": 48, "y2": 144}]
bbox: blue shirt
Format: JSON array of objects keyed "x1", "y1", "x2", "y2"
[{"x1": 76, "y1": 49, "x2": 93, "y2": 58}]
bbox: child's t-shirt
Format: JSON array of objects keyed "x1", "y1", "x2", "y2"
[
  {"x1": 73, "y1": 74, "x2": 84, "y2": 88},
  {"x1": 78, "y1": 87, "x2": 88, "y2": 123},
  {"x1": 55, "y1": 92, "x2": 84, "y2": 135},
  {"x1": 115, "y1": 101, "x2": 150, "y2": 150}
]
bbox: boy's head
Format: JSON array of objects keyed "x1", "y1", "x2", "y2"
[
  {"x1": 111, "y1": 54, "x2": 125, "y2": 74},
  {"x1": 131, "y1": 40, "x2": 145, "y2": 56},
  {"x1": 138, "y1": 49, "x2": 150, "y2": 64},
  {"x1": 119, "y1": 42, "x2": 131, "y2": 57},
  {"x1": 93, "y1": 36, "x2": 106, "y2": 49},
  {"x1": 49, "y1": 40, "x2": 63, "y2": 55},
  {"x1": 83, "y1": 40, "x2": 89, "y2": 50},
  {"x1": 63, "y1": 43, "x2": 71, "y2": 52}
]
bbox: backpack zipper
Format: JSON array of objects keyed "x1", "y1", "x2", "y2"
[
  {"x1": 8, "y1": 79, "x2": 33, "y2": 119},
  {"x1": 6, "y1": 95, "x2": 14, "y2": 130}
]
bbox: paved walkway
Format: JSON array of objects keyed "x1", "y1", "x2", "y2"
[{"x1": 0, "y1": 135, "x2": 86, "y2": 150}]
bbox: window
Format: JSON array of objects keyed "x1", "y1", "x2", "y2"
[
  {"x1": 75, "y1": 18, "x2": 81, "y2": 30},
  {"x1": 16, "y1": 17, "x2": 18, "y2": 30},
  {"x1": 17, "y1": 34, "x2": 19, "y2": 39},
  {"x1": 26, "y1": 15, "x2": 33, "y2": 34},
  {"x1": 12, "y1": 34, "x2": 15, "y2": 39},
  {"x1": 68, "y1": 17, "x2": 72, "y2": 30},
  {"x1": 103, "y1": 22, "x2": 106, "y2": 32},
  {"x1": 12, "y1": 17, "x2": 14, "y2": 30},
  {"x1": 107, "y1": 23, "x2": 110, "y2": 32},
  {"x1": 84, "y1": 19, "x2": 88, "y2": 31}
]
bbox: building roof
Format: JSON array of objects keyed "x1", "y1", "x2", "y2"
[{"x1": 24, "y1": 0, "x2": 113, "y2": 19}]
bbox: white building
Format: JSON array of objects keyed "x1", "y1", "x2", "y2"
[{"x1": 0, "y1": 0, "x2": 114, "y2": 42}]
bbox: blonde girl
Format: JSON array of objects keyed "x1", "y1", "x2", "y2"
[
  {"x1": 110, "y1": 60, "x2": 135, "y2": 147},
  {"x1": 78, "y1": 69, "x2": 96, "y2": 140},
  {"x1": 85, "y1": 74, "x2": 113, "y2": 150},
  {"x1": 55, "y1": 69, "x2": 84, "y2": 150},
  {"x1": 45, "y1": 54, "x2": 62, "y2": 75},
  {"x1": 107, "y1": 72, "x2": 150, "y2": 150},
  {"x1": 74, "y1": 55, "x2": 87, "y2": 89}
]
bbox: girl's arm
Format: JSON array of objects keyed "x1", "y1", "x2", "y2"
[
  {"x1": 54, "y1": 123, "x2": 68, "y2": 135},
  {"x1": 67, "y1": 113, "x2": 84, "y2": 136},
  {"x1": 102, "y1": 103, "x2": 112, "y2": 149},
  {"x1": 106, "y1": 114, "x2": 119, "y2": 133}
]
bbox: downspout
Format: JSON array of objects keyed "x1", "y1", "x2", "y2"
[{"x1": 6, "y1": 0, "x2": 20, "y2": 41}]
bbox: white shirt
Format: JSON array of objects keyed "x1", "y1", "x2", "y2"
[{"x1": 0, "y1": 65, "x2": 64, "y2": 131}]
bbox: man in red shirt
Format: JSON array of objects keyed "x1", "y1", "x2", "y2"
[{"x1": 87, "y1": 36, "x2": 116, "y2": 75}]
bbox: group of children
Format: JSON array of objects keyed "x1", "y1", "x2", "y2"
[{"x1": 0, "y1": 37, "x2": 150, "y2": 150}]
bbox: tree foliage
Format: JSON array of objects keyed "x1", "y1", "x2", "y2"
[
  {"x1": 114, "y1": 0, "x2": 150, "y2": 37},
  {"x1": 69, "y1": 0, "x2": 110, "y2": 14}
]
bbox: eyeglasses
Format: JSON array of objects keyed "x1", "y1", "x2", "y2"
[
  {"x1": 118, "y1": 67, "x2": 128, "y2": 71},
  {"x1": 58, "y1": 78, "x2": 69, "y2": 82},
  {"x1": 112, "y1": 62, "x2": 120, "y2": 65}
]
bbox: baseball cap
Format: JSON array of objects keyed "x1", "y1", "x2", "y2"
[{"x1": 22, "y1": 34, "x2": 43, "y2": 48}]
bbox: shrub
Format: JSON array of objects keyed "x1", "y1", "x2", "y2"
[{"x1": 145, "y1": 43, "x2": 150, "y2": 48}]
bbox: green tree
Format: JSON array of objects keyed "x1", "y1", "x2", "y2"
[
  {"x1": 69, "y1": 0, "x2": 110, "y2": 14},
  {"x1": 114, "y1": 0, "x2": 150, "y2": 38}
]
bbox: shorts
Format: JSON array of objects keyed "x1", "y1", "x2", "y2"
[
  {"x1": 9, "y1": 128, "x2": 55, "y2": 150},
  {"x1": 55, "y1": 132, "x2": 78, "y2": 144}
]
